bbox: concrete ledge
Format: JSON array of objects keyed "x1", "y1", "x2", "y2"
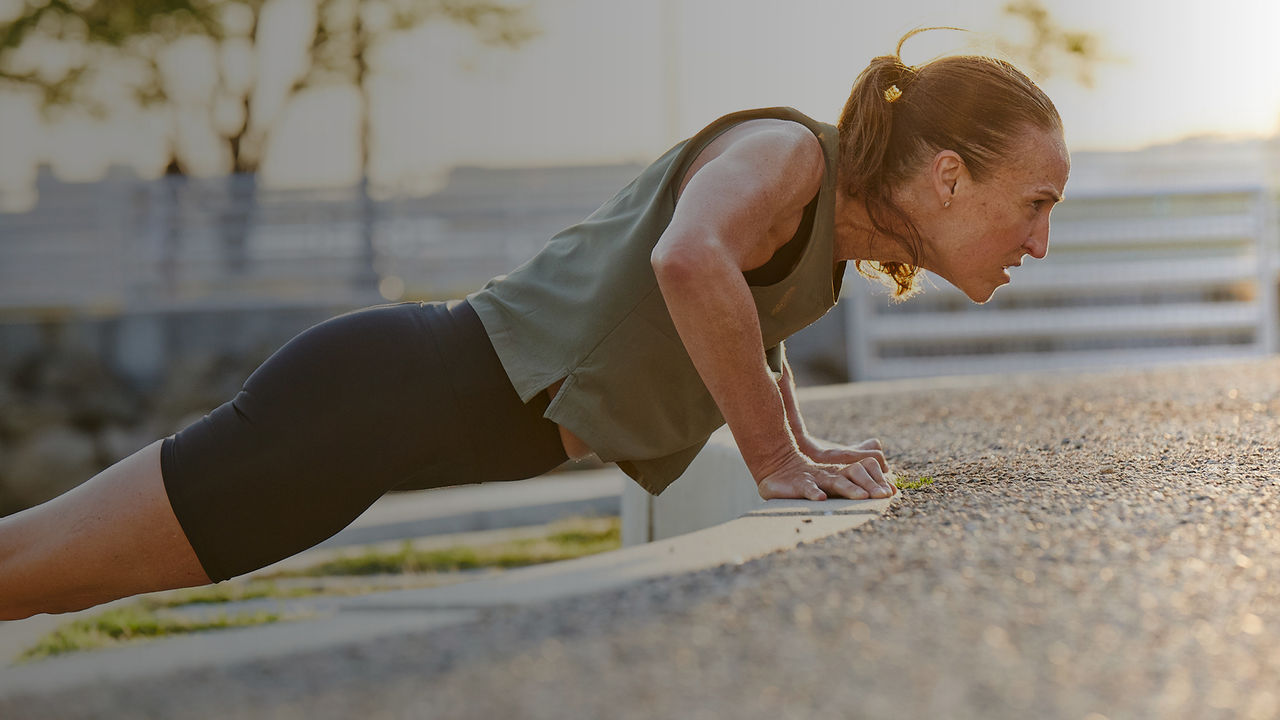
[
  {"x1": 623, "y1": 424, "x2": 896, "y2": 545},
  {"x1": 623, "y1": 426, "x2": 765, "y2": 545}
]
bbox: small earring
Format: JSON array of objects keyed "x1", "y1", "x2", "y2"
[{"x1": 943, "y1": 200, "x2": 951, "y2": 208}]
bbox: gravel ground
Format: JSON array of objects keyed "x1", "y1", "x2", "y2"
[{"x1": 7, "y1": 357, "x2": 1280, "y2": 720}]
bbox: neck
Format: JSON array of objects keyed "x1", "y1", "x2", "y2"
[{"x1": 832, "y1": 188, "x2": 922, "y2": 268}]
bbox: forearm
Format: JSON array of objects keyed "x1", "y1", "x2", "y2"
[
  {"x1": 776, "y1": 351, "x2": 812, "y2": 448},
  {"x1": 653, "y1": 252, "x2": 798, "y2": 480}
]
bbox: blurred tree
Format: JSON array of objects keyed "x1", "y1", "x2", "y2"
[
  {"x1": 0, "y1": 0, "x2": 537, "y2": 175},
  {"x1": 0, "y1": 0, "x2": 537, "y2": 280},
  {"x1": 998, "y1": 0, "x2": 1107, "y2": 86}
]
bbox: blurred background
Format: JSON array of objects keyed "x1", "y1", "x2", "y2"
[{"x1": 0, "y1": 0, "x2": 1278, "y2": 514}]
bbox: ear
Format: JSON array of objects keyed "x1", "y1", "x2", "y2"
[{"x1": 930, "y1": 150, "x2": 964, "y2": 207}]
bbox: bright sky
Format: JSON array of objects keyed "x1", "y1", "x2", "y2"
[{"x1": 1, "y1": 0, "x2": 1278, "y2": 203}]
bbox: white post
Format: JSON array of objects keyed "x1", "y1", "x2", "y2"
[
  {"x1": 844, "y1": 265, "x2": 875, "y2": 381},
  {"x1": 1257, "y1": 188, "x2": 1280, "y2": 354},
  {"x1": 621, "y1": 480, "x2": 652, "y2": 547}
]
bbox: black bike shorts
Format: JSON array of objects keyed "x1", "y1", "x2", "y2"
[{"x1": 160, "y1": 299, "x2": 567, "y2": 582}]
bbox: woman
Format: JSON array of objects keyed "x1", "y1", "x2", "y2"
[{"x1": 0, "y1": 31, "x2": 1068, "y2": 619}]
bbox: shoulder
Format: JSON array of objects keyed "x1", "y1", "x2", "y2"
[
  {"x1": 658, "y1": 117, "x2": 825, "y2": 269},
  {"x1": 736, "y1": 118, "x2": 825, "y2": 190},
  {"x1": 675, "y1": 117, "x2": 824, "y2": 209}
]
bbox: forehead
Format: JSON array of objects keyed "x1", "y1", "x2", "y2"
[{"x1": 996, "y1": 127, "x2": 1070, "y2": 193}]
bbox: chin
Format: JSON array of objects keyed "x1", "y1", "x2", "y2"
[
  {"x1": 965, "y1": 280, "x2": 1004, "y2": 305},
  {"x1": 943, "y1": 269, "x2": 1006, "y2": 304}
]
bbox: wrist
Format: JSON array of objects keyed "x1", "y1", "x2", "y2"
[
  {"x1": 793, "y1": 431, "x2": 815, "y2": 452},
  {"x1": 743, "y1": 436, "x2": 807, "y2": 485}
]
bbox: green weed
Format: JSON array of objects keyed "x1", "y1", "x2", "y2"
[{"x1": 896, "y1": 476, "x2": 936, "y2": 490}]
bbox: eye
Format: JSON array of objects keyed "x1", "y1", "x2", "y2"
[{"x1": 1030, "y1": 199, "x2": 1046, "y2": 211}]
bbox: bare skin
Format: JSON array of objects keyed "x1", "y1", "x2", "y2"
[{"x1": 0, "y1": 441, "x2": 210, "y2": 620}]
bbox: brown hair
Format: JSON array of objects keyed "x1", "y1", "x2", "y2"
[{"x1": 838, "y1": 28, "x2": 1063, "y2": 299}]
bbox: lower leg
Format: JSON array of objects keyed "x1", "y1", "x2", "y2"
[{"x1": 0, "y1": 440, "x2": 211, "y2": 620}]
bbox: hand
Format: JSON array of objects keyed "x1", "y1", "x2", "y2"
[
  {"x1": 798, "y1": 436, "x2": 888, "y2": 471},
  {"x1": 755, "y1": 451, "x2": 896, "y2": 502}
]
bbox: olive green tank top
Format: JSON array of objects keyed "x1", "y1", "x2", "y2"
[{"x1": 467, "y1": 106, "x2": 844, "y2": 495}]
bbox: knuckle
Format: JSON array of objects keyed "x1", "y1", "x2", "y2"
[{"x1": 846, "y1": 463, "x2": 870, "y2": 479}]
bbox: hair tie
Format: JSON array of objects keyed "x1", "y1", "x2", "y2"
[{"x1": 883, "y1": 85, "x2": 903, "y2": 103}]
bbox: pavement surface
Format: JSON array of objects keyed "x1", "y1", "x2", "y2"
[{"x1": 5, "y1": 356, "x2": 1280, "y2": 719}]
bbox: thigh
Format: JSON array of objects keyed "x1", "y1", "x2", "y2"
[{"x1": 0, "y1": 440, "x2": 209, "y2": 618}]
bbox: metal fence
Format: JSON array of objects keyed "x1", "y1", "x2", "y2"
[
  {"x1": 3, "y1": 169, "x2": 1278, "y2": 384},
  {"x1": 0, "y1": 165, "x2": 645, "y2": 317}
]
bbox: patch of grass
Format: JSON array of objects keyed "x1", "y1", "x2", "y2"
[
  {"x1": 896, "y1": 476, "x2": 936, "y2": 490},
  {"x1": 18, "y1": 517, "x2": 622, "y2": 662},
  {"x1": 274, "y1": 516, "x2": 622, "y2": 578},
  {"x1": 138, "y1": 581, "x2": 317, "y2": 610},
  {"x1": 19, "y1": 606, "x2": 283, "y2": 663}
]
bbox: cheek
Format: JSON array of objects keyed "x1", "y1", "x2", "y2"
[{"x1": 1001, "y1": 212, "x2": 1034, "y2": 245}]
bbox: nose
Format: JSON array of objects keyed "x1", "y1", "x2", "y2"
[{"x1": 1024, "y1": 216, "x2": 1050, "y2": 259}]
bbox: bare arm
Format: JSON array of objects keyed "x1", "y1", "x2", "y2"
[
  {"x1": 651, "y1": 122, "x2": 892, "y2": 500},
  {"x1": 775, "y1": 348, "x2": 892, "y2": 481}
]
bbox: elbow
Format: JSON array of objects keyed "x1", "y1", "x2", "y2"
[{"x1": 651, "y1": 236, "x2": 728, "y2": 288}]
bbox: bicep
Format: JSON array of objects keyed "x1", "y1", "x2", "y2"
[{"x1": 652, "y1": 128, "x2": 823, "y2": 271}]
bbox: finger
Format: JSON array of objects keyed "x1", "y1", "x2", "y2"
[
  {"x1": 860, "y1": 449, "x2": 889, "y2": 472},
  {"x1": 758, "y1": 475, "x2": 827, "y2": 502},
  {"x1": 803, "y1": 478, "x2": 829, "y2": 502},
  {"x1": 840, "y1": 463, "x2": 891, "y2": 499},
  {"x1": 809, "y1": 448, "x2": 859, "y2": 466},
  {"x1": 793, "y1": 475, "x2": 828, "y2": 501},
  {"x1": 834, "y1": 448, "x2": 887, "y2": 473},
  {"x1": 858, "y1": 457, "x2": 896, "y2": 496},
  {"x1": 813, "y1": 448, "x2": 888, "y2": 472},
  {"x1": 855, "y1": 438, "x2": 883, "y2": 451},
  {"x1": 814, "y1": 471, "x2": 869, "y2": 500}
]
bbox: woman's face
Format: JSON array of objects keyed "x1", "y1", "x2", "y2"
[{"x1": 926, "y1": 128, "x2": 1070, "y2": 303}]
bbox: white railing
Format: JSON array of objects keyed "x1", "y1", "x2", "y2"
[
  {"x1": 842, "y1": 186, "x2": 1280, "y2": 381},
  {"x1": 0, "y1": 166, "x2": 642, "y2": 316},
  {"x1": 5, "y1": 173, "x2": 1278, "y2": 382}
]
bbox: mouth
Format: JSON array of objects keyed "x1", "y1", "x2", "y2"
[{"x1": 999, "y1": 262, "x2": 1021, "y2": 284}]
